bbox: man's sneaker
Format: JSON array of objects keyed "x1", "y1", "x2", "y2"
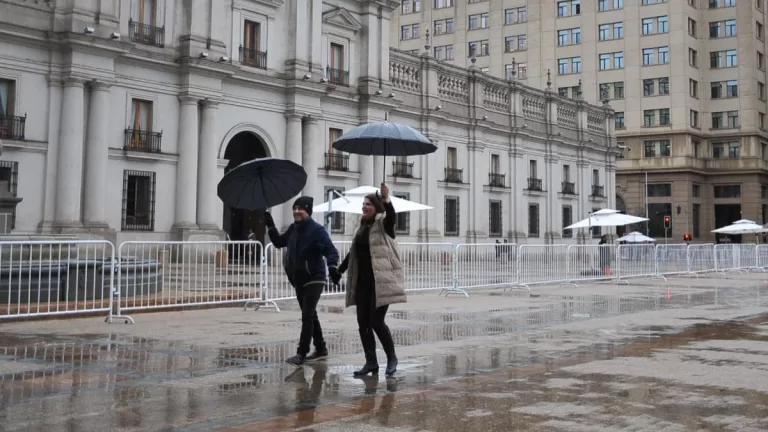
[
  {"x1": 305, "y1": 350, "x2": 329, "y2": 362},
  {"x1": 285, "y1": 354, "x2": 306, "y2": 366}
]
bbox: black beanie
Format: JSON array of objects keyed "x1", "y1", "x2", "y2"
[{"x1": 293, "y1": 196, "x2": 314, "y2": 216}]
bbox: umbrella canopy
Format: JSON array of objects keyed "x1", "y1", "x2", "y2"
[
  {"x1": 313, "y1": 187, "x2": 433, "y2": 214},
  {"x1": 712, "y1": 219, "x2": 768, "y2": 235},
  {"x1": 217, "y1": 157, "x2": 307, "y2": 210},
  {"x1": 564, "y1": 209, "x2": 648, "y2": 230},
  {"x1": 617, "y1": 231, "x2": 656, "y2": 243},
  {"x1": 332, "y1": 122, "x2": 438, "y2": 156}
]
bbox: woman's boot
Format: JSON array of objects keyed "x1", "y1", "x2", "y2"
[
  {"x1": 354, "y1": 329, "x2": 379, "y2": 376},
  {"x1": 376, "y1": 325, "x2": 398, "y2": 376}
]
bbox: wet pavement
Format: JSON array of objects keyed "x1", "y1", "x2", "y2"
[{"x1": 0, "y1": 278, "x2": 767, "y2": 431}]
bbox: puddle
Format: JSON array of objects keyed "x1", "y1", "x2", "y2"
[{"x1": 0, "y1": 285, "x2": 764, "y2": 431}]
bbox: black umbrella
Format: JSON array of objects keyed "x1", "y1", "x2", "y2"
[
  {"x1": 217, "y1": 157, "x2": 307, "y2": 210},
  {"x1": 332, "y1": 121, "x2": 437, "y2": 181}
]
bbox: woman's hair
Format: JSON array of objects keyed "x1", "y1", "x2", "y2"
[{"x1": 364, "y1": 193, "x2": 386, "y2": 215}]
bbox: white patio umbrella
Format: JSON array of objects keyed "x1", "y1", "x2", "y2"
[
  {"x1": 711, "y1": 219, "x2": 768, "y2": 235},
  {"x1": 617, "y1": 231, "x2": 655, "y2": 243},
  {"x1": 313, "y1": 186, "x2": 433, "y2": 214},
  {"x1": 564, "y1": 209, "x2": 648, "y2": 230}
]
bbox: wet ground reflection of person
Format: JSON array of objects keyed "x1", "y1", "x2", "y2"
[
  {"x1": 356, "y1": 376, "x2": 397, "y2": 425},
  {"x1": 285, "y1": 363, "x2": 328, "y2": 426}
]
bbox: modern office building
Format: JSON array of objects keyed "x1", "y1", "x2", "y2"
[
  {"x1": 0, "y1": 0, "x2": 614, "y2": 245},
  {"x1": 391, "y1": 0, "x2": 768, "y2": 242}
]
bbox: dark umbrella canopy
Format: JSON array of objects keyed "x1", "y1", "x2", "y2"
[
  {"x1": 217, "y1": 157, "x2": 307, "y2": 210},
  {"x1": 332, "y1": 122, "x2": 437, "y2": 156}
]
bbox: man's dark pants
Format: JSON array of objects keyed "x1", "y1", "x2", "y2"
[{"x1": 295, "y1": 281, "x2": 326, "y2": 355}]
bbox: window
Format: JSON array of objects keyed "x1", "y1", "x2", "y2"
[
  {"x1": 644, "y1": 139, "x2": 671, "y2": 157},
  {"x1": 0, "y1": 79, "x2": 15, "y2": 118},
  {"x1": 694, "y1": 140, "x2": 701, "y2": 157},
  {"x1": 688, "y1": 18, "x2": 697, "y2": 37},
  {"x1": 758, "y1": 22, "x2": 765, "y2": 40},
  {"x1": 563, "y1": 164, "x2": 571, "y2": 182},
  {"x1": 643, "y1": 78, "x2": 669, "y2": 96},
  {"x1": 401, "y1": 23, "x2": 420, "y2": 40},
  {"x1": 710, "y1": 50, "x2": 738, "y2": 68},
  {"x1": 690, "y1": 110, "x2": 699, "y2": 128},
  {"x1": 709, "y1": 0, "x2": 736, "y2": 7},
  {"x1": 505, "y1": 35, "x2": 527, "y2": 52},
  {"x1": 242, "y1": 19, "x2": 262, "y2": 57},
  {"x1": 446, "y1": 146, "x2": 457, "y2": 169},
  {"x1": 690, "y1": 79, "x2": 699, "y2": 97},
  {"x1": 562, "y1": 206, "x2": 573, "y2": 238},
  {"x1": 132, "y1": 0, "x2": 157, "y2": 26},
  {"x1": 692, "y1": 184, "x2": 701, "y2": 198},
  {"x1": 394, "y1": 192, "x2": 410, "y2": 234},
  {"x1": 401, "y1": 0, "x2": 421, "y2": 13},
  {"x1": 444, "y1": 196, "x2": 459, "y2": 236},
  {"x1": 598, "y1": 22, "x2": 623, "y2": 40},
  {"x1": 434, "y1": 0, "x2": 454, "y2": 8},
  {"x1": 0, "y1": 161, "x2": 18, "y2": 230},
  {"x1": 709, "y1": 19, "x2": 737, "y2": 38},
  {"x1": 434, "y1": 18, "x2": 454, "y2": 35},
  {"x1": 557, "y1": 28, "x2": 581, "y2": 46},
  {"x1": 760, "y1": 82, "x2": 766, "y2": 99},
  {"x1": 323, "y1": 186, "x2": 346, "y2": 233},
  {"x1": 328, "y1": 128, "x2": 343, "y2": 166},
  {"x1": 558, "y1": 87, "x2": 569, "y2": 98},
  {"x1": 128, "y1": 99, "x2": 153, "y2": 150},
  {"x1": 647, "y1": 203, "x2": 671, "y2": 238},
  {"x1": 468, "y1": 40, "x2": 489, "y2": 57},
  {"x1": 693, "y1": 203, "x2": 700, "y2": 238},
  {"x1": 712, "y1": 141, "x2": 740, "y2": 158},
  {"x1": 713, "y1": 185, "x2": 741, "y2": 198},
  {"x1": 759, "y1": 52, "x2": 765, "y2": 70},
  {"x1": 647, "y1": 183, "x2": 672, "y2": 197},
  {"x1": 504, "y1": 7, "x2": 527, "y2": 24},
  {"x1": 528, "y1": 204, "x2": 539, "y2": 237},
  {"x1": 529, "y1": 159, "x2": 538, "y2": 178},
  {"x1": 491, "y1": 154, "x2": 500, "y2": 173},
  {"x1": 642, "y1": 16, "x2": 669, "y2": 35},
  {"x1": 689, "y1": 48, "x2": 698, "y2": 67},
  {"x1": 329, "y1": 42, "x2": 345, "y2": 74},
  {"x1": 712, "y1": 111, "x2": 739, "y2": 129},
  {"x1": 122, "y1": 170, "x2": 156, "y2": 231},
  {"x1": 434, "y1": 45, "x2": 454, "y2": 60},
  {"x1": 643, "y1": 48, "x2": 654, "y2": 65},
  {"x1": 643, "y1": 109, "x2": 670, "y2": 127},
  {"x1": 557, "y1": 0, "x2": 581, "y2": 16},
  {"x1": 517, "y1": 62, "x2": 528, "y2": 79},
  {"x1": 599, "y1": 82, "x2": 624, "y2": 99},
  {"x1": 710, "y1": 80, "x2": 739, "y2": 98},
  {"x1": 468, "y1": 13, "x2": 489, "y2": 30},
  {"x1": 489, "y1": 200, "x2": 502, "y2": 237},
  {"x1": 598, "y1": 0, "x2": 623, "y2": 11},
  {"x1": 592, "y1": 169, "x2": 600, "y2": 186},
  {"x1": 598, "y1": 52, "x2": 623, "y2": 70},
  {"x1": 615, "y1": 112, "x2": 625, "y2": 129},
  {"x1": 557, "y1": 56, "x2": 581, "y2": 74}
]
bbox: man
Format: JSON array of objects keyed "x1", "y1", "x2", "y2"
[{"x1": 263, "y1": 196, "x2": 340, "y2": 366}]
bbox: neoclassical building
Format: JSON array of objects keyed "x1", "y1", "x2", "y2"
[{"x1": 0, "y1": 0, "x2": 616, "y2": 245}]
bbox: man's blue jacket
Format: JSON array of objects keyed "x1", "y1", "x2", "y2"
[{"x1": 268, "y1": 217, "x2": 339, "y2": 288}]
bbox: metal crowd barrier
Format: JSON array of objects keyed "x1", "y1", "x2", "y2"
[{"x1": 0, "y1": 239, "x2": 764, "y2": 323}]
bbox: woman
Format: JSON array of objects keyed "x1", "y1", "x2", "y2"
[{"x1": 332, "y1": 183, "x2": 407, "y2": 377}]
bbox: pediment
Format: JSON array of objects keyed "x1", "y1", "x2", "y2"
[
  {"x1": 234, "y1": 0, "x2": 284, "y2": 13},
  {"x1": 322, "y1": 7, "x2": 363, "y2": 34}
]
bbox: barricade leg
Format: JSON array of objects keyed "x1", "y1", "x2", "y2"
[
  {"x1": 107, "y1": 253, "x2": 136, "y2": 324},
  {"x1": 439, "y1": 249, "x2": 469, "y2": 298},
  {"x1": 502, "y1": 250, "x2": 531, "y2": 294},
  {"x1": 244, "y1": 253, "x2": 281, "y2": 312}
]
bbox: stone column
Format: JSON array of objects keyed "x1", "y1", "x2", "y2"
[
  {"x1": 302, "y1": 116, "x2": 320, "y2": 202},
  {"x1": 469, "y1": 146, "x2": 486, "y2": 240},
  {"x1": 514, "y1": 153, "x2": 528, "y2": 241},
  {"x1": 196, "y1": 100, "x2": 220, "y2": 230},
  {"x1": 373, "y1": 156, "x2": 385, "y2": 185},
  {"x1": 284, "y1": 113, "x2": 303, "y2": 164},
  {"x1": 82, "y1": 80, "x2": 111, "y2": 228},
  {"x1": 173, "y1": 96, "x2": 200, "y2": 230},
  {"x1": 359, "y1": 155, "x2": 374, "y2": 186},
  {"x1": 54, "y1": 77, "x2": 86, "y2": 229}
]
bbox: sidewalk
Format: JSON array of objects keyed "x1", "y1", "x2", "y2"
[{"x1": 0, "y1": 273, "x2": 765, "y2": 431}]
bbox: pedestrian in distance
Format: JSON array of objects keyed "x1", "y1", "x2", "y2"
[
  {"x1": 263, "y1": 196, "x2": 341, "y2": 366},
  {"x1": 331, "y1": 183, "x2": 406, "y2": 377}
]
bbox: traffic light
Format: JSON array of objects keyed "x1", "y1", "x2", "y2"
[
  {"x1": 683, "y1": 233, "x2": 692, "y2": 242},
  {"x1": 677, "y1": 205, "x2": 681, "y2": 215},
  {"x1": 664, "y1": 215, "x2": 671, "y2": 229}
]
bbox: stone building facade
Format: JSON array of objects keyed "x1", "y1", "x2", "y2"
[{"x1": 0, "y1": 0, "x2": 616, "y2": 245}]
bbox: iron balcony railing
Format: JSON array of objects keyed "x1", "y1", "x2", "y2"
[
  {"x1": 128, "y1": 19, "x2": 165, "y2": 47},
  {"x1": 392, "y1": 161, "x2": 414, "y2": 177},
  {"x1": 527, "y1": 177, "x2": 543, "y2": 191},
  {"x1": 0, "y1": 114, "x2": 26, "y2": 140},
  {"x1": 562, "y1": 181, "x2": 576, "y2": 194},
  {"x1": 239, "y1": 46, "x2": 268, "y2": 70},
  {"x1": 444, "y1": 168, "x2": 463, "y2": 183},
  {"x1": 324, "y1": 152, "x2": 349, "y2": 171},
  {"x1": 124, "y1": 129, "x2": 163, "y2": 153},
  {"x1": 592, "y1": 185, "x2": 605, "y2": 197},
  {"x1": 488, "y1": 172, "x2": 505, "y2": 187},
  {"x1": 326, "y1": 67, "x2": 349, "y2": 86}
]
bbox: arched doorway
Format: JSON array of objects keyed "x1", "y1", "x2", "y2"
[{"x1": 222, "y1": 131, "x2": 269, "y2": 263}]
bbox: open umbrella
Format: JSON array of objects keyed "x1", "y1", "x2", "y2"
[
  {"x1": 565, "y1": 209, "x2": 648, "y2": 230},
  {"x1": 332, "y1": 121, "x2": 438, "y2": 181},
  {"x1": 217, "y1": 157, "x2": 307, "y2": 210},
  {"x1": 313, "y1": 192, "x2": 433, "y2": 214},
  {"x1": 712, "y1": 219, "x2": 768, "y2": 235},
  {"x1": 617, "y1": 231, "x2": 655, "y2": 243}
]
